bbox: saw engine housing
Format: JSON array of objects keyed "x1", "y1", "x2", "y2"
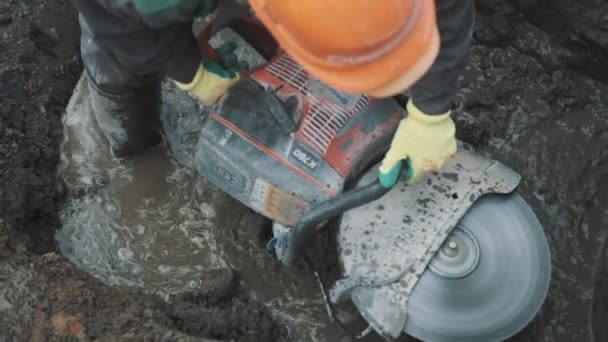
[{"x1": 196, "y1": 52, "x2": 403, "y2": 226}]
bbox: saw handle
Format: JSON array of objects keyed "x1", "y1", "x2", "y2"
[
  {"x1": 281, "y1": 159, "x2": 411, "y2": 266},
  {"x1": 281, "y1": 178, "x2": 392, "y2": 266}
]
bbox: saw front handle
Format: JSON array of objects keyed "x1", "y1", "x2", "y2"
[
  {"x1": 280, "y1": 162, "x2": 411, "y2": 266},
  {"x1": 280, "y1": 178, "x2": 392, "y2": 266}
]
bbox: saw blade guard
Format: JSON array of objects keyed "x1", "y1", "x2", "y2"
[{"x1": 334, "y1": 148, "x2": 551, "y2": 341}]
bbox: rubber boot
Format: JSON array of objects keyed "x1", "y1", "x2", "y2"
[{"x1": 88, "y1": 79, "x2": 163, "y2": 159}]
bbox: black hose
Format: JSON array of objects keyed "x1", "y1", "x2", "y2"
[{"x1": 280, "y1": 179, "x2": 391, "y2": 266}]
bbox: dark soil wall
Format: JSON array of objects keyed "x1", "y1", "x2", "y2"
[
  {"x1": 0, "y1": 0, "x2": 81, "y2": 254},
  {"x1": 509, "y1": 0, "x2": 608, "y2": 82}
]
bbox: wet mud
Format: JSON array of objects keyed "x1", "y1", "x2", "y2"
[
  {"x1": 1, "y1": 0, "x2": 608, "y2": 341},
  {"x1": 1, "y1": 1, "x2": 286, "y2": 341}
]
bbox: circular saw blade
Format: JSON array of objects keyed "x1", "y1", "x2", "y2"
[{"x1": 404, "y1": 193, "x2": 551, "y2": 342}]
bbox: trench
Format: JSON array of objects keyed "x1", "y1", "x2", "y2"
[{"x1": 2, "y1": 1, "x2": 608, "y2": 341}]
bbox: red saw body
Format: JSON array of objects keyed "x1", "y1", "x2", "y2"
[{"x1": 195, "y1": 22, "x2": 403, "y2": 227}]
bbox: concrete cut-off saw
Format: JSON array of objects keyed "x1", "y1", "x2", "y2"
[{"x1": 161, "y1": 18, "x2": 552, "y2": 342}]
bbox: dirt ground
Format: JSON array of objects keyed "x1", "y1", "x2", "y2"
[{"x1": 1, "y1": 0, "x2": 607, "y2": 341}]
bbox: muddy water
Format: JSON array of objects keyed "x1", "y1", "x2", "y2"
[
  {"x1": 56, "y1": 74, "x2": 382, "y2": 342},
  {"x1": 55, "y1": 30, "x2": 382, "y2": 341},
  {"x1": 57, "y1": 77, "x2": 227, "y2": 293}
]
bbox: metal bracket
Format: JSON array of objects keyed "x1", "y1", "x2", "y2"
[{"x1": 333, "y1": 148, "x2": 521, "y2": 339}]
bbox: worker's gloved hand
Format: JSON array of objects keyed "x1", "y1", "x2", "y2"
[
  {"x1": 175, "y1": 42, "x2": 248, "y2": 106},
  {"x1": 378, "y1": 99, "x2": 457, "y2": 188}
]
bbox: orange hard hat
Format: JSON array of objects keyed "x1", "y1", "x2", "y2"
[{"x1": 247, "y1": 0, "x2": 439, "y2": 97}]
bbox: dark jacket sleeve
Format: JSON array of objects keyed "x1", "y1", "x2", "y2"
[
  {"x1": 410, "y1": 0, "x2": 475, "y2": 115},
  {"x1": 99, "y1": 0, "x2": 218, "y2": 28}
]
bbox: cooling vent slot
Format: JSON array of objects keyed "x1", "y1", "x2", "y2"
[{"x1": 266, "y1": 54, "x2": 369, "y2": 154}]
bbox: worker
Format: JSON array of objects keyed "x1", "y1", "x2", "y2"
[{"x1": 72, "y1": 0, "x2": 474, "y2": 187}]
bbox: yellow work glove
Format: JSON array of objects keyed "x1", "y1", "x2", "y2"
[
  {"x1": 175, "y1": 42, "x2": 246, "y2": 106},
  {"x1": 378, "y1": 99, "x2": 457, "y2": 187}
]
